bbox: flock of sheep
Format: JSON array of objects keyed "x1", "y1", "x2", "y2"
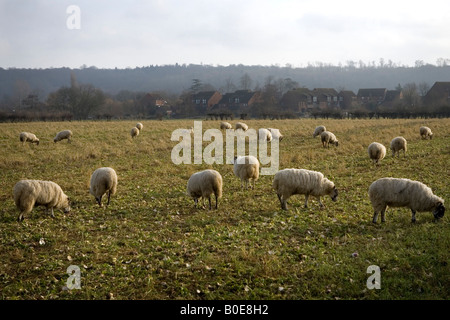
[{"x1": 14, "y1": 122, "x2": 445, "y2": 224}]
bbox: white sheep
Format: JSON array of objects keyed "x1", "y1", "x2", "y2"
[
  {"x1": 368, "y1": 142, "x2": 386, "y2": 165},
  {"x1": 130, "y1": 127, "x2": 140, "y2": 138},
  {"x1": 257, "y1": 128, "x2": 272, "y2": 142},
  {"x1": 13, "y1": 179, "x2": 70, "y2": 222},
  {"x1": 313, "y1": 125, "x2": 326, "y2": 138},
  {"x1": 235, "y1": 122, "x2": 248, "y2": 131},
  {"x1": 220, "y1": 121, "x2": 232, "y2": 130},
  {"x1": 54, "y1": 130, "x2": 73, "y2": 143},
  {"x1": 320, "y1": 131, "x2": 339, "y2": 148},
  {"x1": 233, "y1": 155, "x2": 260, "y2": 189},
  {"x1": 19, "y1": 132, "x2": 39, "y2": 145},
  {"x1": 186, "y1": 169, "x2": 223, "y2": 210},
  {"x1": 268, "y1": 128, "x2": 283, "y2": 141},
  {"x1": 419, "y1": 126, "x2": 433, "y2": 140},
  {"x1": 272, "y1": 168, "x2": 338, "y2": 210},
  {"x1": 390, "y1": 136, "x2": 407, "y2": 157},
  {"x1": 136, "y1": 122, "x2": 143, "y2": 131},
  {"x1": 90, "y1": 167, "x2": 118, "y2": 207},
  {"x1": 369, "y1": 177, "x2": 445, "y2": 223}
]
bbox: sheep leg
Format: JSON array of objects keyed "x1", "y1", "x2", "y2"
[
  {"x1": 208, "y1": 196, "x2": 212, "y2": 210},
  {"x1": 281, "y1": 198, "x2": 288, "y2": 210},
  {"x1": 304, "y1": 194, "x2": 309, "y2": 208},
  {"x1": 372, "y1": 211, "x2": 379, "y2": 223},
  {"x1": 380, "y1": 208, "x2": 386, "y2": 222},
  {"x1": 277, "y1": 193, "x2": 282, "y2": 207},
  {"x1": 17, "y1": 212, "x2": 25, "y2": 222},
  {"x1": 214, "y1": 194, "x2": 218, "y2": 210},
  {"x1": 317, "y1": 197, "x2": 324, "y2": 208},
  {"x1": 107, "y1": 191, "x2": 111, "y2": 206},
  {"x1": 194, "y1": 198, "x2": 198, "y2": 208},
  {"x1": 411, "y1": 209, "x2": 416, "y2": 223}
]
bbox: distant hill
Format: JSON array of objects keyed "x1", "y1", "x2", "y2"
[{"x1": 1, "y1": 64, "x2": 449, "y2": 101}]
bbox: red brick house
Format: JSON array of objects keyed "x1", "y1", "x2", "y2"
[
  {"x1": 423, "y1": 82, "x2": 450, "y2": 107},
  {"x1": 191, "y1": 91, "x2": 222, "y2": 110}
]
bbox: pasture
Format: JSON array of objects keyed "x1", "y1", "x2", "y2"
[{"x1": 0, "y1": 118, "x2": 449, "y2": 300}]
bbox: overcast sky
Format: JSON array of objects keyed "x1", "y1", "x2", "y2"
[{"x1": 1, "y1": 0, "x2": 450, "y2": 69}]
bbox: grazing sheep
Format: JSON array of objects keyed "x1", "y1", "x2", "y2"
[
  {"x1": 368, "y1": 142, "x2": 386, "y2": 165},
  {"x1": 390, "y1": 136, "x2": 407, "y2": 157},
  {"x1": 369, "y1": 177, "x2": 445, "y2": 223},
  {"x1": 130, "y1": 127, "x2": 140, "y2": 138},
  {"x1": 136, "y1": 122, "x2": 143, "y2": 131},
  {"x1": 420, "y1": 126, "x2": 433, "y2": 139},
  {"x1": 19, "y1": 132, "x2": 39, "y2": 145},
  {"x1": 233, "y1": 155, "x2": 260, "y2": 189},
  {"x1": 220, "y1": 121, "x2": 233, "y2": 130},
  {"x1": 268, "y1": 128, "x2": 283, "y2": 141},
  {"x1": 320, "y1": 131, "x2": 339, "y2": 148},
  {"x1": 90, "y1": 167, "x2": 118, "y2": 207},
  {"x1": 313, "y1": 125, "x2": 326, "y2": 138},
  {"x1": 258, "y1": 128, "x2": 272, "y2": 142},
  {"x1": 235, "y1": 122, "x2": 248, "y2": 131},
  {"x1": 54, "y1": 130, "x2": 72, "y2": 143},
  {"x1": 13, "y1": 180, "x2": 70, "y2": 222},
  {"x1": 273, "y1": 169, "x2": 338, "y2": 210},
  {"x1": 186, "y1": 169, "x2": 223, "y2": 210}
]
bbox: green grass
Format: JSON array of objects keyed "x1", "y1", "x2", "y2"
[{"x1": 0, "y1": 118, "x2": 449, "y2": 300}]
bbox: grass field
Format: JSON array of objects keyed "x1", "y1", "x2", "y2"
[{"x1": 0, "y1": 118, "x2": 449, "y2": 300}]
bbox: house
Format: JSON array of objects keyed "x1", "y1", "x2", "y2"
[
  {"x1": 216, "y1": 90, "x2": 261, "y2": 111},
  {"x1": 380, "y1": 90, "x2": 403, "y2": 108},
  {"x1": 280, "y1": 88, "x2": 313, "y2": 113},
  {"x1": 191, "y1": 91, "x2": 222, "y2": 110},
  {"x1": 140, "y1": 93, "x2": 167, "y2": 108},
  {"x1": 423, "y1": 82, "x2": 450, "y2": 107},
  {"x1": 311, "y1": 88, "x2": 339, "y2": 108},
  {"x1": 357, "y1": 88, "x2": 387, "y2": 108},
  {"x1": 337, "y1": 90, "x2": 357, "y2": 109}
]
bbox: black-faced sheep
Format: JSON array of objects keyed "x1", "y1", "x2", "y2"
[
  {"x1": 369, "y1": 177, "x2": 445, "y2": 223},
  {"x1": 19, "y1": 132, "x2": 39, "y2": 145},
  {"x1": 54, "y1": 130, "x2": 72, "y2": 143},
  {"x1": 233, "y1": 155, "x2": 260, "y2": 189},
  {"x1": 258, "y1": 128, "x2": 272, "y2": 142},
  {"x1": 419, "y1": 126, "x2": 433, "y2": 139},
  {"x1": 268, "y1": 128, "x2": 283, "y2": 141},
  {"x1": 90, "y1": 167, "x2": 118, "y2": 207},
  {"x1": 186, "y1": 169, "x2": 223, "y2": 210},
  {"x1": 13, "y1": 180, "x2": 70, "y2": 222},
  {"x1": 272, "y1": 168, "x2": 338, "y2": 210},
  {"x1": 313, "y1": 125, "x2": 326, "y2": 138},
  {"x1": 390, "y1": 136, "x2": 407, "y2": 157},
  {"x1": 368, "y1": 142, "x2": 386, "y2": 165},
  {"x1": 320, "y1": 131, "x2": 339, "y2": 148}
]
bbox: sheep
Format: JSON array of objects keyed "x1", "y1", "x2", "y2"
[
  {"x1": 313, "y1": 125, "x2": 326, "y2": 138},
  {"x1": 220, "y1": 121, "x2": 233, "y2": 130},
  {"x1": 320, "y1": 131, "x2": 339, "y2": 148},
  {"x1": 13, "y1": 179, "x2": 70, "y2": 222},
  {"x1": 130, "y1": 127, "x2": 140, "y2": 138},
  {"x1": 273, "y1": 168, "x2": 338, "y2": 210},
  {"x1": 136, "y1": 122, "x2": 143, "y2": 131},
  {"x1": 89, "y1": 167, "x2": 118, "y2": 207},
  {"x1": 368, "y1": 142, "x2": 386, "y2": 165},
  {"x1": 233, "y1": 155, "x2": 260, "y2": 189},
  {"x1": 54, "y1": 130, "x2": 72, "y2": 143},
  {"x1": 420, "y1": 126, "x2": 433, "y2": 140},
  {"x1": 235, "y1": 122, "x2": 248, "y2": 131},
  {"x1": 19, "y1": 132, "x2": 39, "y2": 145},
  {"x1": 257, "y1": 128, "x2": 272, "y2": 142},
  {"x1": 268, "y1": 128, "x2": 283, "y2": 141},
  {"x1": 186, "y1": 169, "x2": 223, "y2": 210},
  {"x1": 369, "y1": 177, "x2": 445, "y2": 223},
  {"x1": 390, "y1": 136, "x2": 407, "y2": 157}
]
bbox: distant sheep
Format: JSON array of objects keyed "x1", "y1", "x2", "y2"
[
  {"x1": 320, "y1": 131, "x2": 339, "y2": 148},
  {"x1": 19, "y1": 132, "x2": 39, "y2": 145},
  {"x1": 13, "y1": 179, "x2": 70, "y2": 222},
  {"x1": 90, "y1": 167, "x2": 118, "y2": 207},
  {"x1": 313, "y1": 125, "x2": 326, "y2": 138},
  {"x1": 220, "y1": 122, "x2": 232, "y2": 130},
  {"x1": 136, "y1": 122, "x2": 143, "y2": 131},
  {"x1": 420, "y1": 126, "x2": 433, "y2": 139},
  {"x1": 258, "y1": 128, "x2": 272, "y2": 142},
  {"x1": 54, "y1": 130, "x2": 72, "y2": 143},
  {"x1": 368, "y1": 142, "x2": 386, "y2": 165},
  {"x1": 268, "y1": 128, "x2": 283, "y2": 141},
  {"x1": 130, "y1": 127, "x2": 140, "y2": 138},
  {"x1": 186, "y1": 169, "x2": 223, "y2": 210},
  {"x1": 235, "y1": 122, "x2": 248, "y2": 131},
  {"x1": 369, "y1": 177, "x2": 445, "y2": 223},
  {"x1": 233, "y1": 155, "x2": 260, "y2": 189},
  {"x1": 390, "y1": 136, "x2": 407, "y2": 157},
  {"x1": 273, "y1": 168, "x2": 338, "y2": 210}
]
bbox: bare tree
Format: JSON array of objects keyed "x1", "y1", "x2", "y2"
[{"x1": 239, "y1": 73, "x2": 253, "y2": 90}]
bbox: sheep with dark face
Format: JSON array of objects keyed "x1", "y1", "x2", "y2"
[
  {"x1": 419, "y1": 126, "x2": 433, "y2": 139},
  {"x1": 54, "y1": 130, "x2": 73, "y2": 143},
  {"x1": 320, "y1": 131, "x2": 339, "y2": 148},
  {"x1": 273, "y1": 168, "x2": 338, "y2": 210},
  {"x1": 369, "y1": 177, "x2": 445, "y2": 223},
  {"x1": 19, "y1": 132, "x2": 39, "y2": 145}
]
